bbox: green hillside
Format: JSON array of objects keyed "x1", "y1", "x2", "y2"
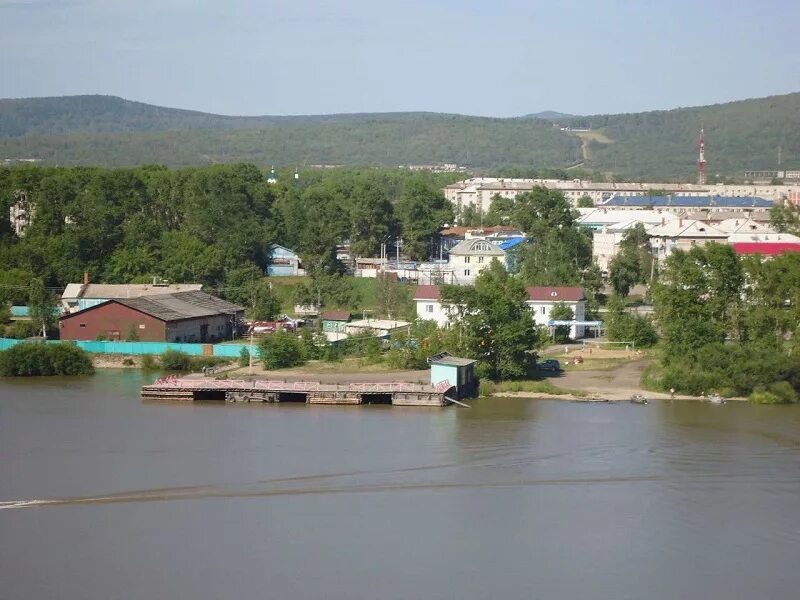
[
  {"x1": 0, "y1": 96, "x2": 580, "y2": 169},
  {"x1": 1, "y1": 93, "x2": 799, "y2": 177},
  {"x1": 564, "y1": 93, "x2": 800, "y2": 180}
]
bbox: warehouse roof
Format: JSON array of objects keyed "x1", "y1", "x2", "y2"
[
  {"x1": 60, "y1": 291, "x2": 244, "y2": 323},
  {"x1": 62, "y1": 282, "x2": 202, "y2": 300}
]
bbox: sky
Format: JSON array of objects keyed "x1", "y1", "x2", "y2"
[{"x1": 2, "y1": 0, "x2": 799, "y2": 117}]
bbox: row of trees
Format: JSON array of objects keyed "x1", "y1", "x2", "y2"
[
  {"x1": 650, "y1": 244, "x2": 800, "y2": 401},
  {"x1": 0, "y1": 164, "x2": 456, "y2": 292}
]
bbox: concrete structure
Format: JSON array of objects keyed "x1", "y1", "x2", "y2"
[
  {"x1": 9, "y1": 193, "x2": 34, "y2": 237},
  {"x1": 428, "y1": 353, "x2": 477, "y2": 400},
  {"x1": 59, "y1": 291, "x2": 244, "y2": 342},
  {"x1": 267, "y1": 244, "x2": 304, "y2": 277},
  {"x1": 413, "y1": 284, "x2": 588, "y2": 339},
  {"x1": 592, "y1": 221, "x2": 651, "y2": 272},
  {"x1": 345, "y1": 319, "x2": 411, "y2": 338},
  {"x1": 61, "y1": 279, "x2": 203, "y2": 314},
  {"x1": 141, "y1": 378, "x2": 450, "y2": 406},
  {"x1": 447, "y1": 238, "x2": 505, "y2": 284}
]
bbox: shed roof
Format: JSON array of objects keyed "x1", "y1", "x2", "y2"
[
  {"x1": 526, "y1": 287, "x2": 586, "y2": 302},
  {"x1": 428, "y1": 352, "x2": 476, "y2": 366},
  {"x1": 321, "y1": 310, "x2": 352, "y2": 321},
  {"x1": 61, "y1": 291, "x2": 244, "y2": 323}
]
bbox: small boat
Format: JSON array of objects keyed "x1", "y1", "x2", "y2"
[
  {"x1": 630, "y1": 394, "x2": 648, "y2": 405},
  {"x1": 707, "y1": 393, "x2": 726, "y2": 405}
]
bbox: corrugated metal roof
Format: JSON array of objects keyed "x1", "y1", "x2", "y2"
[
  {"x1": 320, "y1": 311, "x2": 351, "y2": 321},
  {"x1": 62, "y1": 291, "x2": 244, "y2": 322},
  {"x1": 498, "y1": 237, "x2": 527, "y2": 251},
  {"x1": 732, "y1": 242, "x2": 800, "y2": 256}
]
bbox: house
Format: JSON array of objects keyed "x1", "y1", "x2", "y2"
[
  {"x1": 428, "y1": 352, "x2": 477, "y2": 400},
  {"x1": 447, "y1": 238, "x2": 505, "y2": 284},
  {"x1": 415, "y1": 285, "x2": 454, "y2": 327},
  {"x1": 59, "y1": 291, "x2": 245, "y2": 342},
  {"x1": 413, "y1": 284, "x2": 588, "y2": 339},
  {"x1": 591, "y1": 221, "x2": 655, "y2": 272},
  {"x1": 321, "y1": 311, "x2": 352, "y2": 333},
  {"x1": 60, "y1": 278, "x2": 203, "y2": 314},
  {"x1": 267, "y1": 244, "x2": 304, "y2": 276},
  {"x1": 526, "y1": 287, "x2": 587, "y2": 339}
]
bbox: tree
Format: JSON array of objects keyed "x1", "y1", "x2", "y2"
[
  {"x1": 519, "y1": 227, "x2": 592, "y2": 286},
  {"x1": 250, "y1": 282, "x2": 281, "y2": 321},
  {"x1": 396, "y1": 178, "x2": 453, "y2": 261},
  {"x1": 608, "y1": 247, "x2": 641, "y2": 297},
  {"x1": 28, "y1": 278, "x2": 58, "y2": 338},
  {"x1": 512, "y1": 186, "x2": 577, "y2": 234},
  {"x1": 259, "y1": 331, "x2": 305, "y2": 370},
  {"x1": 549, "y1": 302, "x2": 574, "y2": 343},
  {"x1": 441, "y1": 261, "x2": 539, "y2": 380},
  {"x1": 576, "y1": 195, "x2": 594, "y2": 208}
]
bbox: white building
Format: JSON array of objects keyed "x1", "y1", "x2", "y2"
[
  {"x1": 648, "y1": 220, "x2": 728, "y2": 260},
  {"x1": 447, "y1": 238, "x2": 506, "y2": 284},
  {"x1": 443, "y1": 177, "x2": 800, "y2": 216},
  {"x1": 414, "y1": 285, "x2": 588, "y2": 339}
]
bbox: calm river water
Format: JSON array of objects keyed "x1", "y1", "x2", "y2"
[{"x1": 2, "y1": 371, "x2": 800, "y2": 599}]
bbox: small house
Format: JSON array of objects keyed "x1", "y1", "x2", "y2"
[
  {"x1": 428, "y1": 353, "x2": 477, "y2": 400},
  {"x1": 267, "y1": 244, "x2": 304, "y2": 277},
  {"x1": 321, "y1": 311, "x2": 352, "y2": 333}
]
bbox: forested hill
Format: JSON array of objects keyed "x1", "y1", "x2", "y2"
[
  {"x1": 0, "y1": 95, "x2": 581, "y2": 169},
  {"x1": 562, "y1": 92, "x2": 800, "y2": 179},
  {"x1": 1, "y1": 92, "x2": 799, "y2": 177}
]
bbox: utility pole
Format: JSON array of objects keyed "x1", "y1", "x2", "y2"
[{"x1": 697, "y1": 126, "x2": 706, "y2": 185}]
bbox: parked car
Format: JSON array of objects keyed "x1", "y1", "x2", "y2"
[{"x1": 538, "y1": 359, "x2": 561, "y2": 372}]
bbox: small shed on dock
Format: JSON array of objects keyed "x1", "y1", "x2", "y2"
[{"x1": 428, "y1": 353, "x2": 477, "y2": 399}]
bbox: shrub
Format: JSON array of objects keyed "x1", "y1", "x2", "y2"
[
  {"x1": 122, "y1": 358, "x2": 135, "y2": 366},
  {"x1": 159, "y1": 349, "x2": 192, "y2": 371},
  {"x1": 140, "y1": 354, "x2": 158, "y2": 371},
  {"x1": 0, "y1": 342, "x2": 94, "y2": 377},
  {"x1": 4, "y1": 320, "x2": 41, "y2": 339},
  {"x1": 239, "y1": 347, "x2": 250, "y2": 367},
  {"x1": 478, "y1": 379, "x2": 495, "y2": 397},
  {"x1": 259, "y1": 331, "x2": 306, "y2": 369}
]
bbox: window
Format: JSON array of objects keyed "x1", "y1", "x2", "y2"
[
  {"x1": 541, "y1": 307, "x2": 546, "y2": 315},
  {"x1": 426, "y1": 304, "x2": 434, "y2": 313},
  {"x1": 79, "y1": 323, "x2": 87, "y2": 328},
  {"x1": 465, "y1": 256, "x2": 470, "y2": 264},
  {"x1": 478, "y1": 256, "x2": 484, "y2": 264},
  {"x1": 464, "y1": 269, "x2": 471, "y2": 276},
  {"x1": 138, "y1": 324, "x2": 145, "y2": 329}
]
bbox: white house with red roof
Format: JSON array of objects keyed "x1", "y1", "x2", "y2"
[{"x1": 414, "y1": 285, "x2": 588, "y2": 338}]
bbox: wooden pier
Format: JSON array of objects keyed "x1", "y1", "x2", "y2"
[{"x1": 141, "y1": 377, "x2": 451, "y2": 407}]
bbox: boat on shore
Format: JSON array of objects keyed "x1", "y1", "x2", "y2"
[{"x1": 630, "y1": 394, "x2": 648, "y2": 405}]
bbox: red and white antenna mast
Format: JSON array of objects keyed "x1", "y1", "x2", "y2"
[{"x1": 697, "y1": 126, "x2": 706, "y2": 185}]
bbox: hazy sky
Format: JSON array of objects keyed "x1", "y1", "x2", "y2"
[{"x1": 2, "y1": 0, "x2": 799, "y2": 117}]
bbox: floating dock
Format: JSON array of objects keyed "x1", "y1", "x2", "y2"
[{"x1": 141, "y1": 377, "x2": 451, "y2": 407}]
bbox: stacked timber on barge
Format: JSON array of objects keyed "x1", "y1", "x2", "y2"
[{"x1": 141, "y1": 377, "x2": 451, "y2": 407}]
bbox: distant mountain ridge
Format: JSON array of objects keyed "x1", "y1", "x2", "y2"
[{"x1": 1, "y1": 92, "x2": 799, "y2": 178}]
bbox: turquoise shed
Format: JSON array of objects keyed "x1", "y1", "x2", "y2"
[{"x1": 428, "y1": 353, "x2": 477, "y2": 400}]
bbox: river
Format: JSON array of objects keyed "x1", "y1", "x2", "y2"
[{"x1": 2, "y1": 371, "x2": 800, "y2": 599}]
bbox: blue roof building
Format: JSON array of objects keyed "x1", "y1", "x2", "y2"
[{"x1": 600, "y1": 195, "x2": 773, "y2": 209}]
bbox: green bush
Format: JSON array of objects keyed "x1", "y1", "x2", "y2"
[
  {"x1": 750, "y1": 382, "x2": 798, "y2": 404},
  {"x1": 140, "y1": 354, "x2": 158, "y2": 371},
  {"x1": 159, "y1": 349, "x2": 192, "y2": 371},
  {"x1": 3, "y1": 320, "x2": 41, "y2": 339},
  {"x1": 478, "y1": 379, "x2": 495, "y2": 397},
  {"x1": 239, "y1": 347, "x2": 250, "y2": 367},
  {"x1": 122, "y1": 358, "x2": 135, "y2": 366},
  {"x1": 259, "y1": 331, "x2": 306, "y2": 370},
  {"x1": 0, "y1": 342, "x2": 94, "y2": 376}
]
